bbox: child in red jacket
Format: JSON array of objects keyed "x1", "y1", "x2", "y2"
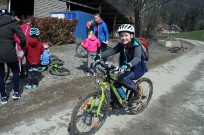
[{"x1": 24, "y1": 28, "x2": 44, "y2": 90}]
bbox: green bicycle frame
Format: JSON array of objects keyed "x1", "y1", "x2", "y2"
[
  {"x1": 89, "y1": 82, "x2": 108, "y2": 117},
  {"x1": 89, "y1": 74, "x2": 124, "y2": 117}
]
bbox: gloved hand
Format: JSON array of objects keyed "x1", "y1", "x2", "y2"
[
  {"x1": 92, "y1": 54, "x2": 101, "y2": 61},
  {"x1": 121, "y1": 64, "x2": 130, "y2": 71}
]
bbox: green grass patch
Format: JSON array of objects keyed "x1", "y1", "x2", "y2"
[{"x1": 168, "y1": 30, "x2": 204, "y2": 41}]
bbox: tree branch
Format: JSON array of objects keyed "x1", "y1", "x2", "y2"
[{"x1": 142, "y1": 0, "x2": 171, "y2": 14}]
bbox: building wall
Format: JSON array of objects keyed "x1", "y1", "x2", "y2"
[{"x1": 34, "y1": 0, "x2": 66, "y2": 18}]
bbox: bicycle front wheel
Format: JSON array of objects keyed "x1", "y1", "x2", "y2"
[
  {"x1": 71, "y1": 91, "x2": 109, "y2": 135},
  {"x1": 128, "y1": 78, "x2": 153, "y2": 114},
  {"x1": 76, "y1": 43, "x2": 87, "y2": 58}
]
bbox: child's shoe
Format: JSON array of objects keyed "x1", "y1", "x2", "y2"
[
  {"x1": 87, "y1": 73, "x2": 90, "y2": 76},
  {"x1": 93, "y1": 73, "x2": 97, "y2": 76},
  {"x1": 32, "y1": 85, "x2": 38, "y2": 90},
  {"x1": 12, "y1": 92, "x2": 21, "y2": 100},
  {"x1": 25, "y1": 84, "x2": 32, "y2": 90}
]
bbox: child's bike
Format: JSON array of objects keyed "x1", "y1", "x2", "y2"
[
  {"x1": 48, "y1": 55, "x2": 71, "y2": 76},
  {"x1": 75, "y1": 42, "x2": 114, "y2": 61},
  {"x1": 70, "y1": 62, "x2": 153, "y2": 134}
]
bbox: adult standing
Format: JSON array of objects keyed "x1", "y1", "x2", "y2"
[
  {"x1": 0, "y1": 12, "x2": 26, "y2": 104},
  {"x1": 14, "y1": 19, "x2": 32, "y2": 78},
  {"x1": 92, "y1": 14, "x2": 109, "y2": 65}
]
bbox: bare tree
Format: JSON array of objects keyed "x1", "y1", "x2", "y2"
[{"x1": 114, "y1": 0, "x2": 171, "y2": 37}]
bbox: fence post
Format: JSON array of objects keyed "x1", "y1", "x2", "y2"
[{"x1": 180, "y1": 40, "x2": 184, "y2": 52}]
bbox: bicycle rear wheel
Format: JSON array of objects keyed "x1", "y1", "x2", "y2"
[
  {"x1": 128, "y1": 78, "x2": 153, "y2": 114},
  {"x1": 76, "y1": 43, "x2": 87, "y2": 58},
  {"x1": 71, "y1": 91, "x2": 109, "y2": 135},
  {"x1": 4, "y1": 63, "x2": 10, "y2": 83}
]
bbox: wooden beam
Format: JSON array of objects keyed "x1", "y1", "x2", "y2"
[{"x1": 60, "y1": 0, "x2": 100, "y2": 11}]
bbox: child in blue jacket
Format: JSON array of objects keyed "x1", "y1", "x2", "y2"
[{"x1": 40, "y1": 43, "x2": 51, "y2": 70}]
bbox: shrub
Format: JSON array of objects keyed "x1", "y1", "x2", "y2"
[{"x1": 32, "y1": 17, "x2": 78, "y2": 45}]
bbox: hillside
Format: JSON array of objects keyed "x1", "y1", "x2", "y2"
[{"x1": 159, "y1": 0, "x2": 204, "y2": 31}]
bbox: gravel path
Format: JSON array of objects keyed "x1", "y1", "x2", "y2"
[{"x1": 0, "y1": 39, "x2": 194, "y2": 132}]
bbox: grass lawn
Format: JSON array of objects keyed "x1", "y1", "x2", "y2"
[{"x1": 168, "y1": 30, "x2": 204, "y2": 41}]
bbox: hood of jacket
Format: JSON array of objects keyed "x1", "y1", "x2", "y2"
[
  {"x1": 88, "y1": 35, "x2": 98, "y2": 41},
  {"x1": 0, "y1": 14, "x2": 16, "y2": 27},
  {"x1": 28, "y1": 37, "x2": 40, "y2": 48}
]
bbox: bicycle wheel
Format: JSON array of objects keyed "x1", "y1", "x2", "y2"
[
  {"x1": 168, "y1": 47, "x2": 180, "y2": 53},
  {"x1": 49, "y1": 67, "x2": 71, "y2": 76},
  {"x1": 71, "y1": 91, "x2": 109, "y2": 135},
  {"x1": 4, "y1": 63, "x2": 10, "y2": 83},
  {"x1": 128, "y1": 78, "x2": 153, "y2": 114},
  {"x1": 76, "y1": 43, "x2": 87, "y2": 58}
]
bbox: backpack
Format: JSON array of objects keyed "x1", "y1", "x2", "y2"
[{"x1": 135, "y1": 37, "x2": 149, "y2": 62}]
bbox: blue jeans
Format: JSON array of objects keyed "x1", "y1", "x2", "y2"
[
  {"x1": 110, "y1": 71, "x2": 140, "y2": 102},
  {"x1": 117, "y1": 71, "x2": 138, "y2": 90},
  {"x1": 0, "y1": 62, "x2": 20, "y2": 97}
]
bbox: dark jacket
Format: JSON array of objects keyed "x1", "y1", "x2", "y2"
[
  {"x1": 24, "y1": 37, "x2": 44, "y2": 66},
  {"x1": 0, "y1": 13, "x2": 26, "y2": 63},
  {"x1": 101, "y1": 39, "x2": 147, "y2": 77}
]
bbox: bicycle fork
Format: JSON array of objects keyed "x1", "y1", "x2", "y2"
[{"x1": 89, "y1": 82, "x2": 108, "y2": 117}]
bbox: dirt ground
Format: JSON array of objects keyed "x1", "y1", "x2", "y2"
[{"x1": 0, "y1": 39, "x2": 194, "y2": 130}]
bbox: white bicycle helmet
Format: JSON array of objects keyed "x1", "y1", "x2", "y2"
[
  {"x1": 30, "y1": 28, "x2": 40, "y2": 36},
  {"x1": 43, "y1": 42, "x2": 49, "y2": 49},
  {"x1": 117, "y1": 24, "x2": 135, "y2": 34}
]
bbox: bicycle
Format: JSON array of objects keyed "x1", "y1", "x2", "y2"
[
  {"x1": 75, "y1": 42, "x2": 114, "y2": 61},
  {"x1": 70, "y1": 62, "x2": 153, "y2": 134},
  {"x1": 48, "y1": 55, "x2": 71, "y2": 76},
  {"x1": 168, "y1": 46, "x2": 188, "y2": 53}
]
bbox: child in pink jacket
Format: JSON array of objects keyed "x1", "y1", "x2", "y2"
[{"x1": 82, "y1": 30, "x2": 101, "y2": 76}]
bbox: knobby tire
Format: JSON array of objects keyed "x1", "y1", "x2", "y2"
[
  {"x1": 128, "y1": 78, "x2": 153, "y2": 114},
  {"x1": 71, "y1": 91, "x2": 109, "y2": 135},
  {"x1": 76, "y1": 43, "x2": 87, "y2": 58}
]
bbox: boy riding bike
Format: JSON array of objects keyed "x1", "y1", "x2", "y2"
[{"x1": 94, "y1": 24, "x2": 148, "y2": 107}]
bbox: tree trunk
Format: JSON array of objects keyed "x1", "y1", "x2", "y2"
[{"x1": 135, "y1": 8, "x2": 140, "y2": 37}]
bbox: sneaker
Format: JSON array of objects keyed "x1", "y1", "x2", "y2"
[
  {"x1": 12, "y1": 92, "x2": 21, "y2": 100},
  {"x1": 87, "y1": 73, "x2": 90, "y2": 76},
  {"x1": 136, "y1": 85, "x2": 143, "y2": 96},
  {"x1": 104, "y1": 61, "x2": 108, "y2": 65},
  {"x1": 131, "y1": 95, "x2": 140, "y2": 103},
  {"x1": 25, "y1": 84, "x2": 32, "y2": 90},
  {"x1": 1, "y1": 97, "x2": 8, "y2": 104},
  {"x1": 32, "y1": 85, "x2": 38, "y2": 90},
  {"x1": 109, "y1": 101, "x2": 115, "y2": 111},
  {"x1": 93, "y1": 73, "x2": 97, "y2": 76}
]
